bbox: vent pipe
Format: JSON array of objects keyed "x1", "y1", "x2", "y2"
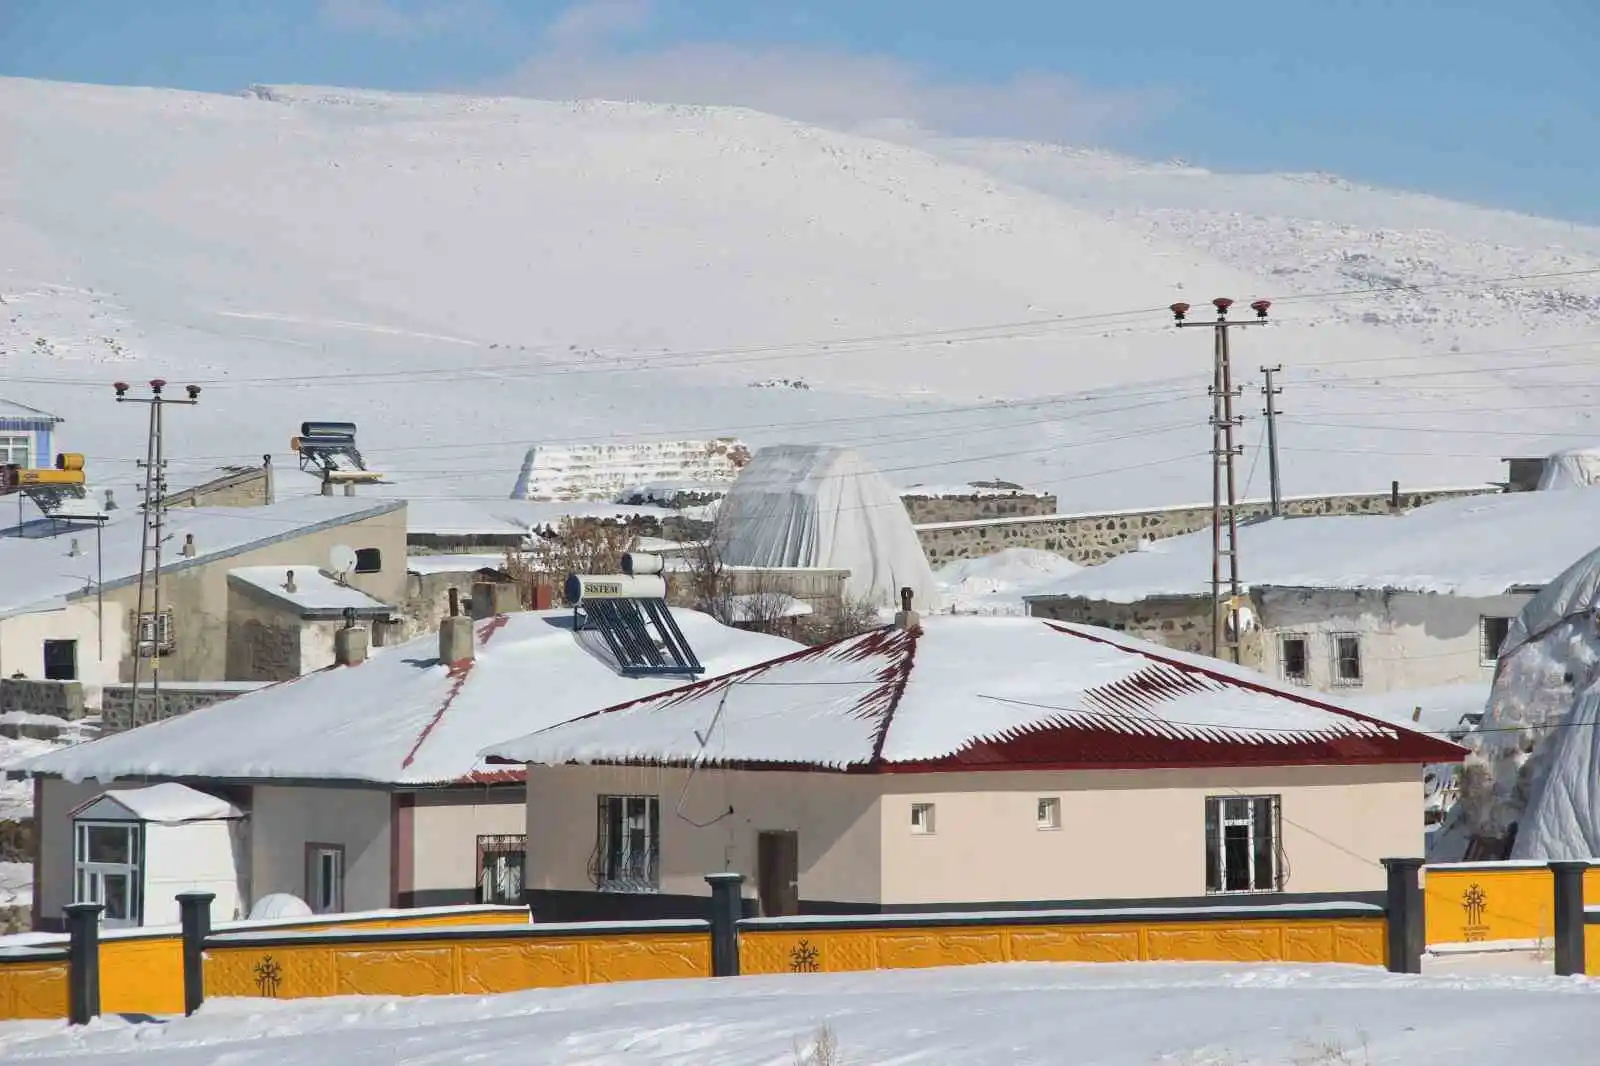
[
  {"x1": 334, "y1": 607, "x2": 369, "y2": 666},
  {"x1": 894, "y1": 586, "x2": 920, "y2": 632},
  {"x1": 180, "y1": 533, "x2": 196, "y2": 558},
  {"x1": 284, "y1": 569, "x2": 297, "y2": 593},
  {"x1": 440, "y1": 588, "x2": 474, "y2": 664}
]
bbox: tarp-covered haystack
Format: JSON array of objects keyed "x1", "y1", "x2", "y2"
[
  {"x1": 1536, "y1": 446, "x2": 1600, "y2": 491},
  {"x1": 1437, "y1": 543, "x2": 1600, "y2": 860},
  {"x1": 715, "y1": 444, "x2": 941, "y2": 611}
]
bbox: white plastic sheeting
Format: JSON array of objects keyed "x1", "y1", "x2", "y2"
[
  {"x1": 715, "y1": 444, "x2": 941, "y2": 611},
  {"x1": 1441, "y1": 542, "x2": 1600, "y2": 859},
  {"x1": 1536, "y1": 447, "x2": 1600, "y2": 491}
]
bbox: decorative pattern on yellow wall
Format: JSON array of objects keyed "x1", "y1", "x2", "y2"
[
  {"x1": 0, "y1": 959, "x2": 68, "y2": 1021},
  {"x1": 741, "y1": 918, "x2": 1386, "y2": 975}
]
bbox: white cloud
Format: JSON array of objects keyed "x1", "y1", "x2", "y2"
[
  {"x1": 499, "y1": 1, "x2": 1170, "y2": 144},
  {"x1": 318, "y1": 0, "x2": 463, "y2": 38}
]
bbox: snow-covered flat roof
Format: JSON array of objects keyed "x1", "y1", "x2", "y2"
[
  {"x1": 483, "y1": 617, "x2": 1464, "y2": 773},
  {"x1": 1026, "y1": 490, "x2": 1600, "y2": 604},
  {"x1": 229, "y1": 566, "x2": 392, "y2": 616},
  {"x1": 70, "y1": 782, "x2": 243, "y2": 824},
  {"x1": 0, "y1": 496, "x2": 402, "y2": 619},
  {"x1": 21, "y1": 608, "x2": 800, "y2": 787}
]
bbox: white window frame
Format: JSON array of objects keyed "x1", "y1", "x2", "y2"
[
  {"x1": 1278, "y1": 633, "x2": 1310, "y2": 685},
  {"x1": 306, "y1": 843, "x2": 345, "y2": 914},
  {"x1": 0, "y1": 434, "x2": 31, "y2": 467},
  {"x1": 1331, "y1": 633, "x2": 1363, "y2": 687},
  {"x1": 1036, "y1": 797, "x2": 1061, "y2": 831},
  {"x1": 73, "y1": 820, "x2": 143, "y2": 928},
  {"x1": 596, "y1": 795, "x2": 660, "y2": 892},
  {"x1": 1479, "y1": 616, "x2": 1511, "y2": 666},
  {"x1": 1205, "y1": 795, "x2": 1282, "y2": 895},
  {"x1": 910, "y1": 802, "x2": 936, "y2": 835}
]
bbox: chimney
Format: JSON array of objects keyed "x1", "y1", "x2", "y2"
[
  {"x1": 343, "y1": 482, "x2": 356, "y2": 497},
  {"x1": 67, "y1": 538, "x2": 81, "y2": 558},
  {"x1": 103, "y1": 489, "x2": 117, "y2": 511},
  {"x1": 470, "y1": 580, "x2": 520, "y2": 620},
  {"x1": 180, "y1": 533, "x2": 196, "y2": 558},
  {"x1": 1389, "y1": 480, "x2": 1401, "y2": 513},
  {"x1": 284, "y1": 569, "x2": 297, "y2": 594},
  {"x1": 320, "y1": 477, "x2": 334, "y2": 497},
  {"x1": 262, "y1": 454, "x2": 275, "y2": 506},
  {"x1": 530, "y1": 583, "x2": 554, "y2": 611},
  {"x1": 439, "y1": 587, "x2": 474, "y2": 664},
  {"x1": 335, "y1": 606, "x2": 369, "y2": 666},
  {"x1": 894, "y1": 586, "x2": 920, "y2": 632}
]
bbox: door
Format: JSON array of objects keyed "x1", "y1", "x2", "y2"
[
  {"x1": 757, "y1": 830, "x2": 800, "y2": 917},
  {"x1": 43, "y1": 639, "x2": 77, "y2": 681}
]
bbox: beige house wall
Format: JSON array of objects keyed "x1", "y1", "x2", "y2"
[
  {"x1": 524, "y1": 765, "x2": 883, "y2": 905},
  {"x1": 95, "y1": 507, "x2": 406, "y2": 683},
  {"x1": 409, "y1": 790, "x2": 526, "y2": 902},
  {"x1": 0, "y1": 602, "x2": 123, "y2": 689},
  {"x1": 248, "y1": 784, "x2": 391, "y2": 914}
]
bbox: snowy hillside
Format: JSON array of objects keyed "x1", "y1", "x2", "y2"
[{"x1": 4, "y1": 78, "x2": 1600, "y2": 512}]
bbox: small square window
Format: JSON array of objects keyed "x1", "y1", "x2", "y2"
[
  {"x1": 910, "y1": 802, "x2": 935, "y2": 834},
  {"x1": 354, "y1": 548, "x2": 382, "y2": 574},
  {"x1": 1279, "y1": 634, "x2": 1308, "y2": 684},
  {"x1": 1331, "y1": 633, "x2": 1362, "y2": 687},
  {"x1": 1036, "y1": 797, "x2": 1061, "y2": 830},
  {"x1": 1480, "y1": 616, "x2": 1511, "y2": 666}
]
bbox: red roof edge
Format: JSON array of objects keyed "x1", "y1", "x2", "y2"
[{"x1": 1040, "y1": 621, "x2": 1469, "y2": 763}]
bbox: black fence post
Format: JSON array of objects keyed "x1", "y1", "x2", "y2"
[
  {"x1": 1549, "y1": 861, "x2": 1587, "y2": 977},
  {"x1": 706, "y1": 872, "x2": 745, "y2": 977},
  {"x1": 1381, "y1": 857, "x2": 1424, "y2": 974},
  {"x1": 63, "y1": 902, "x2": 103, "y2": 1025},
  {"x1": 177, "y1": 892, "x2": 216, "y2": 1016}
]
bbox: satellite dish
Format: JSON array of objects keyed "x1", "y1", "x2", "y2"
[{"x1": 329, "y1": 544, "x2": 358, "y2": 581}]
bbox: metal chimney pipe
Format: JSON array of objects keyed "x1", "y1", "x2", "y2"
[{"x1": 448, "y1": 587, "x2": 460, "y2": 617}]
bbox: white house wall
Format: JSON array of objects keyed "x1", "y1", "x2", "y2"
[
  {"x1": 142, "y1": 819, "x2": 246, "y2": 926},
  {"x1": 523, "y1": 765, "x2": 883, "y2": 907},
  {"x1": 877, "y1": 764, "x2": 1422, "y2": 905},
  {"x1": 1257, "y1": 589, "x2": 1531, "y2": 692},
  {"x1": 247, "y1": 785, "x2": 390, "y2": 914},
  {"x1": 407, "y1": 790, "x2": 526, "y2": 906},
  {"x1": 0, "y1": 602, "x2": 122, "y2": 690}
]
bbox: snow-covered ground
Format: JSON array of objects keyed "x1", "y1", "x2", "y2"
[
  {"x1": 0, "y1": 862, "x2": 28, "y2": 910},
  {"x1": 4, "y1": 79, "x2": 1600, "y2": 515},
  {"x1": 935, "y1": 547, "x2": 1081, "y2": 614},
  {"x1": 0, "y1": 962, "x2": 1591, "y2": 1064}
]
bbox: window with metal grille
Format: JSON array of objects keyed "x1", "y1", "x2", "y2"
[
  {"x1": 1278, "y1": 634, "x2": 1309, "y2": 684},
  {"x1": 1331, "y1": 633, "x2": 1362, "y2": 686},
  {"x1": 134, "y1": 609, "x2": 175, "y2": 656},
  {"x1": 1205, "y1": 795, "x2": 1282, "y2": 894},
  {"x1": 1480, "y1": 616, "x2": 1511, "y2": 666},
  {"x1": 594, "y1": 795, "x2": 659, "y2": 892},
  {"x1": 477, "y1": 835, "x2": 525, "y2": 905}
]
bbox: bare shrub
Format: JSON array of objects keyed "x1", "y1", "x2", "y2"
[
  {"x1": 793, "y1": 1024, "x2": 841, "y2": 1066},
  {"x1": 502, "y1": 518, "x2": 638, "y2": 606}
]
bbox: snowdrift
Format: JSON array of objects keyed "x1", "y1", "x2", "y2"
[
  {"x1": 715, "y1": 444, "x2": 941, "y2": 611},
  {"x1": 1536, "y1": 447, "x2": 1600, "y2": 491},
  {"x1": 1441, "y1": 542, "x2": 1600, "y2": 859}
]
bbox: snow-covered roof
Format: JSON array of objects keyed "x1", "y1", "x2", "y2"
[
  {"x1": 229, "y1": 566, "x2": 393, "y2": 616},
  {"x1": 405, "y1": 553, "x2": 511, "y2": 576},
  {"x1": 1536, "y1": 447, "x2": 1600, "y2": 491},
  {"x1": 22, "y1": 608, "x2": 801, "y2": 787},
  {"x1": 1027, "y1": 491, "x2": 1600, "y2": 604},
  {"x1": 70, "y1": 782, "x2": 243, "y2": 824},
  {"x1": 512, "y1": 439, "x2": 748, "y2": 502},
  {"x1": 716, "y1": 444, "x2": 941, "y2": 610},
  {"x1": 0, "y1": 496, "x2": 402, "y2": 619},
  {"x1": 483, "y1": 617, "x2": 1464, "y2": 773},
  {"x1": 402, "y1": 498, "x2": 671, "y2": 537},
  {"x1": 0, "y1": 399, "x2": 62, "y2": 424},
  {"x1": 901, "y1": 482, "x2": 1049, "y2": 499}
]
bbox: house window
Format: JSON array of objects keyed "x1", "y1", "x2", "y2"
[
  {"x1": 0, "y1": 434, "x2": 31, "y2": 467},
  {"x1": 595, "y1": 795, "x2": 659, "y2": 891},
  {"x1": 73, "y1": 821, "x2": 143, "y2": 927},
  {"x1": 43, "y1": 639, "x2": 77, "y2": 681},
  {"x1": 354, "y1": 548, "x2": 382, "y2": 574},
  {"x1": 1036, "y1": 797, "x2": 1061, "y2": 830},
  {"x1": 135, "y1": 609, "x2": 175, "y2": 657},
  {"x1": 1331, "y1": 634, "x2": 1362, "y2": 686},
  {"x1": 478, "y1": 835, "x2": 526, "y2": 905},
  {"x1": 1480, "y1": 616, "x2": 1511, "y2": 666},
  {"x1": 305, "y1": 843, "x2": 345, "y2": 914},
  {"x1": 910, "y1": 802, "x2": 936, "y2": 834},
  {"x1": 1205, "y1": 795, "x2": 1282, "y2": 894},
  {"x1": 1278, "y1": 634, "x2": 1309, "y2": 684}
]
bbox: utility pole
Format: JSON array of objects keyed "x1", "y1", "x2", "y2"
[
  {"x1": 115, "y1": 379, "x2": 200, "y2": 730},
  {"x1": 1261, "y1": 365, "x2": 1284, "y2": 517},
  {"x1": 1170, "y1": 298, "x2": 1271, "y2": 664}
]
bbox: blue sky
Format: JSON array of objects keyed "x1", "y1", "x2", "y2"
[{"x1": 2, "y1": 0, "x2": 1595, "y2": 221}]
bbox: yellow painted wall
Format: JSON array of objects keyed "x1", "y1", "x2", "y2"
[
  {"x1": 1422, "y1": 865, "x2": 1554, "y2": 947},
  {"x1": 0, "y1": 958, "x2": 68, "y2": 1021},
  {"x1": 1586, "y1": 923, "x2": 1600, "y2": 977},
  {"x1": 205, "y1": 931, "x2": 710, "y2": 999},
  {"x1": 740, "y1": 917, "x2": 1386, "y2": 975}
]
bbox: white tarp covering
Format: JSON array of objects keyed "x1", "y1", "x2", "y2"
[
  {"x1": 1536, "y1": 447, "x2": 1600, "y2": 491},
  {"x1": 1442, "y1": 542, "x2": 1600, "y2": 859},
  {"x1": 715, "y1": 444, "x2": 941, "y2": 611}
]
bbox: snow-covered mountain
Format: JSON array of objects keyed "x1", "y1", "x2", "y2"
[{"x1": 3, "y1": 77, "x2": 1600, "y2": 510}]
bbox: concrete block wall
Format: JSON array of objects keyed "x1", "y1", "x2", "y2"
[
  {"x1": 914, "y1": 486, "x2": 1497, "y2": 565},
  {"x1": 900, "y1": 492, "x2": 1058, "y2": 525}
]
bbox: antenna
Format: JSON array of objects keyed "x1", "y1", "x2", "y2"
[{"x1": 328, "y1": 544, "x2": 358, "y2": 583}]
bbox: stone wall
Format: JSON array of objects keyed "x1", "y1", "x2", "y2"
[
  {"x1": 915, "y1": 485, "x2": 1498, "y2": 565},
  {"x1": 0, "y1": 679, "x2": 85, "y2": 720},
  {"x1": 1028, "y1": 596, "x2": 1221, "y2": 659},
  {"x1": 166, "y1": 462, "x2": 273, "y2": 508},
  {"x1": 900, "y1": 492, "x2": 1058, "y2": 525},
  {"x1": 101, "y1": 683, "x2": 261, "y2": 733}
]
